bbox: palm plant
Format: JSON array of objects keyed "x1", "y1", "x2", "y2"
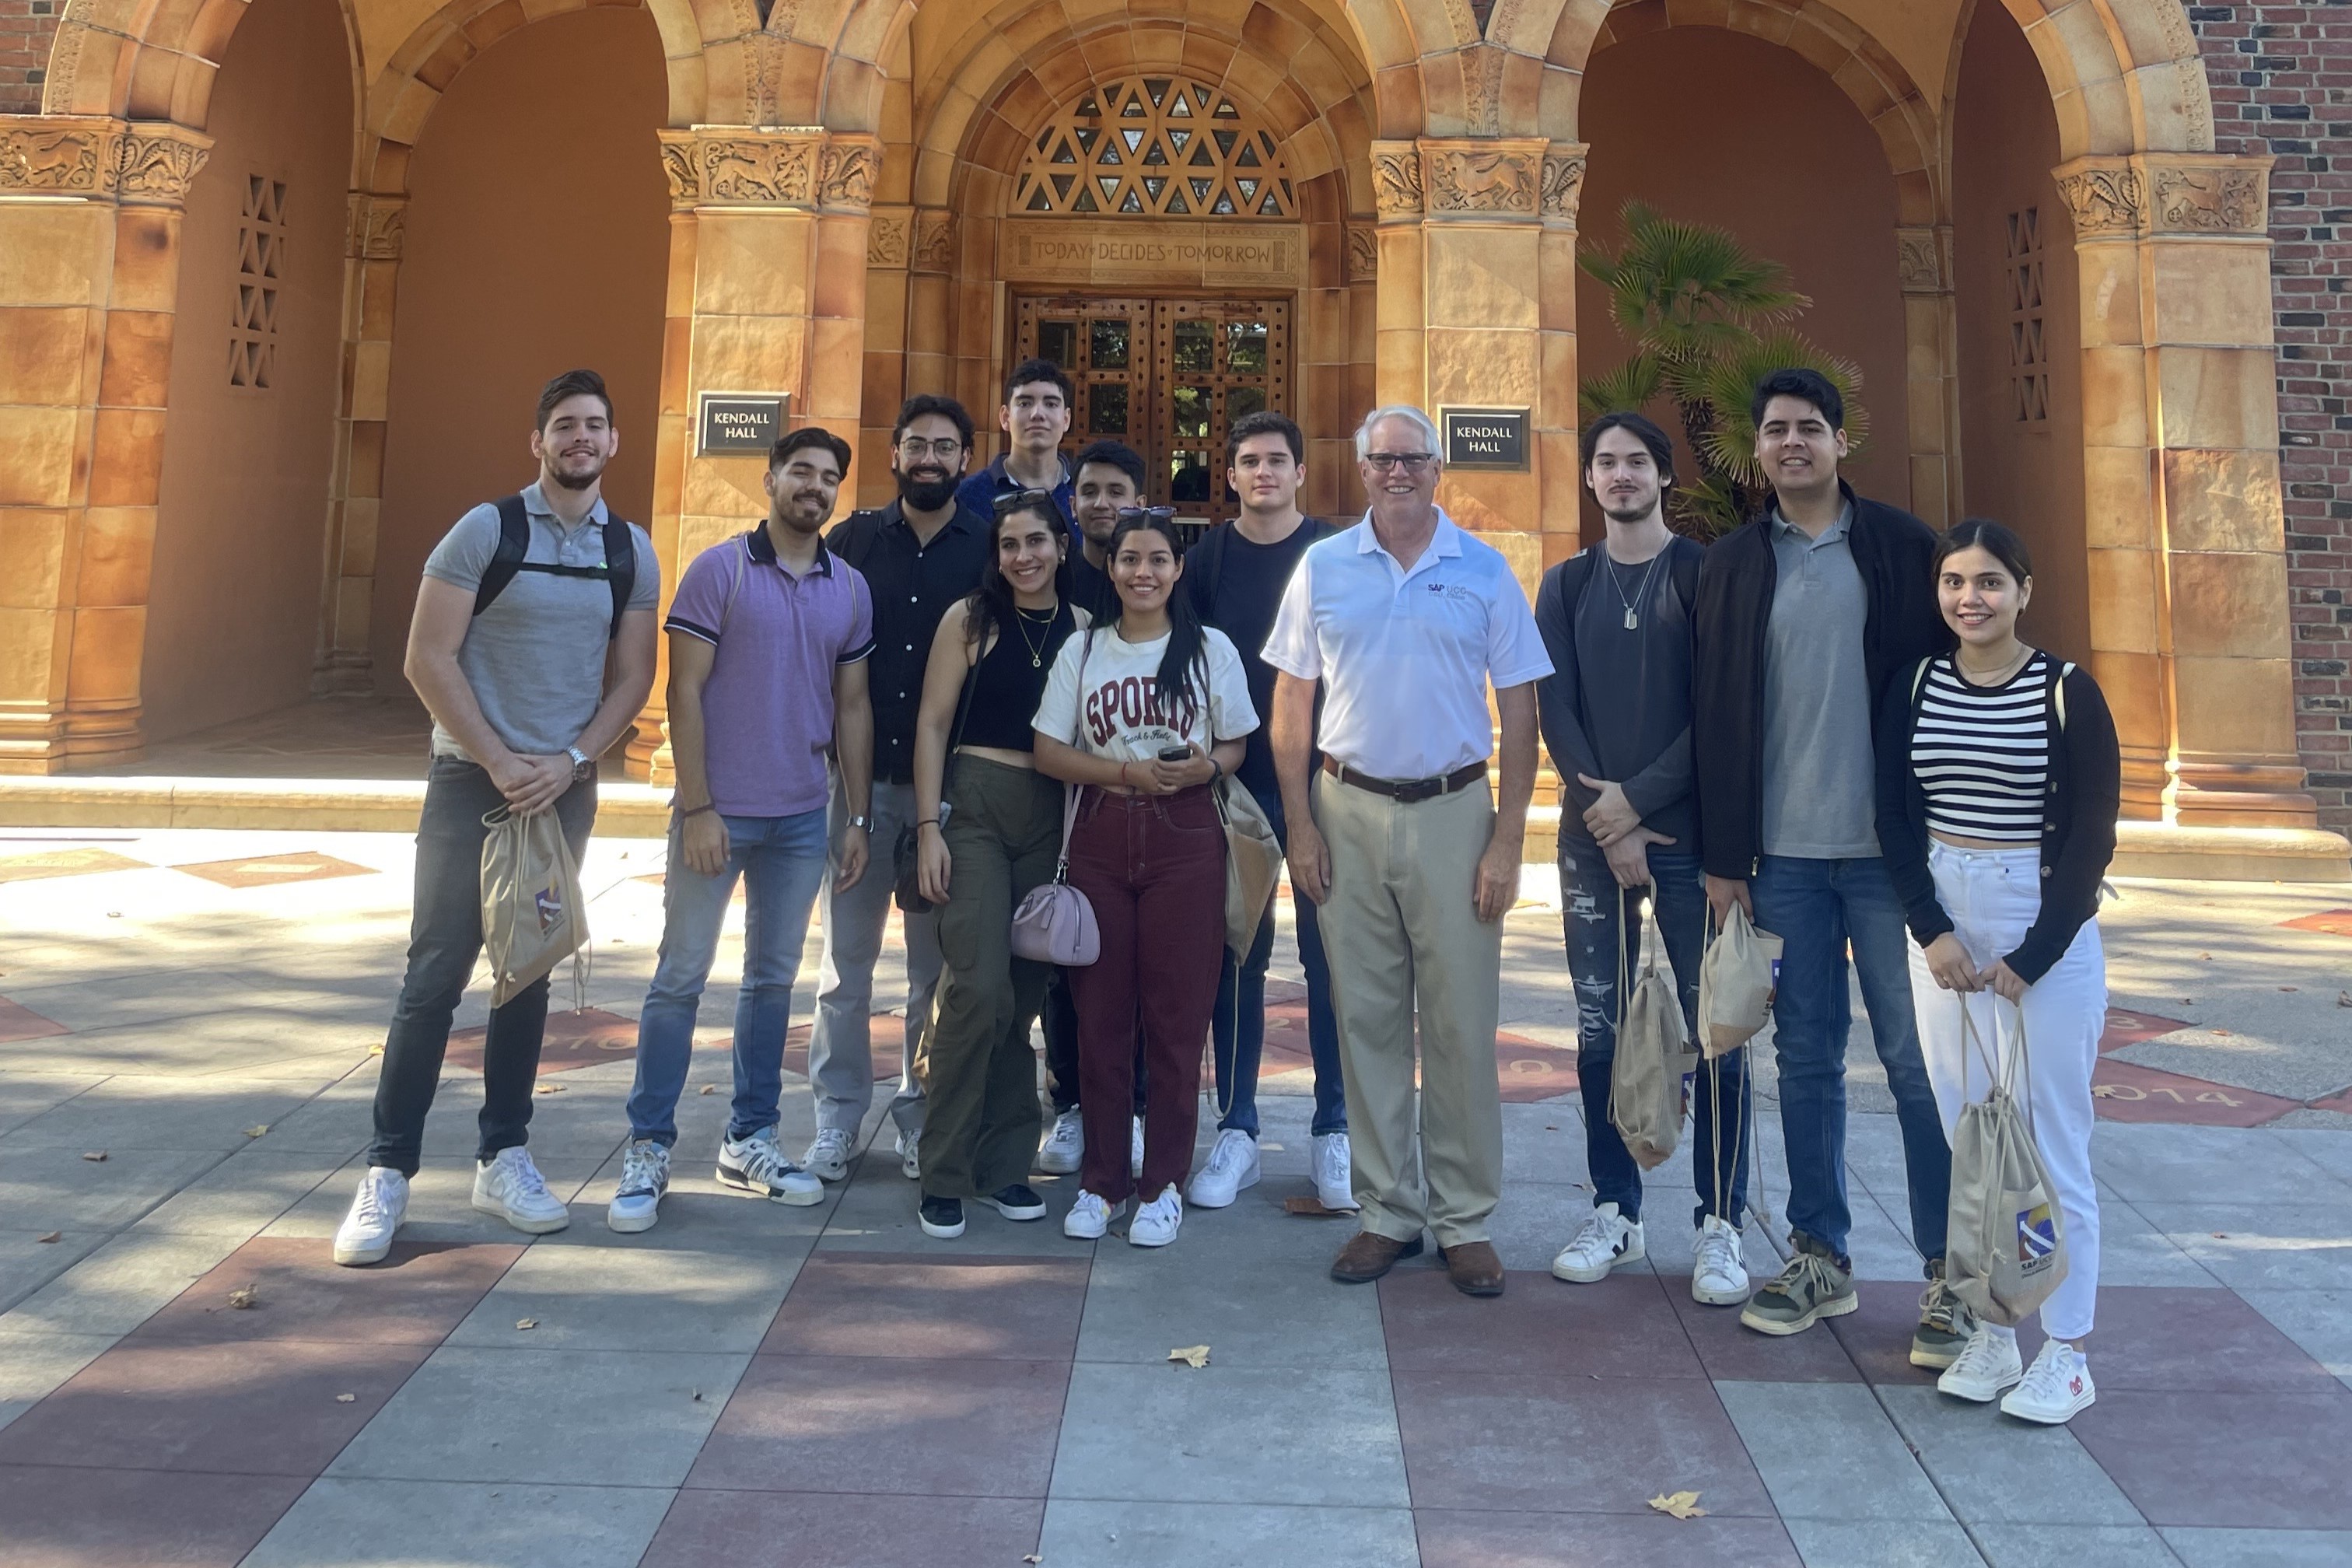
[{"x1": 1578, "y1": 201, "x2": 1868, "y2": 537}]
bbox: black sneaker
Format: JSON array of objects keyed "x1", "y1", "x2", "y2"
[
  {"x1": 991, "y1": 1184, "x2": 1048, "y2": 1221},
  {"x1": 919, "y1": 1195, "x2": 965, "y2": 1239},
  {"x1": 1911, "y1": 1255, "x2": 1975, "y2": 1369}
]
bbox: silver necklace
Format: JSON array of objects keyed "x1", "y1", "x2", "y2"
[{"x1": 1604, "y1": 547, "x2": 1666, "y2": 631}]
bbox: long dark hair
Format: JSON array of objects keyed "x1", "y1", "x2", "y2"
[
  {"x1": 1107, "y1": 509, "x2": 1209, "y2": 715},
  {"x1": 964, "y1": 491, "x2": 1064, "y2": 656},
  {"x1": 1934, "y1": 516, "x2": 2032, "y2": 584}
]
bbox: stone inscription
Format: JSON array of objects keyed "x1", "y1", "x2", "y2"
[
  {"x1": 1441, "y1": 406, "x2": 1529, "y2": 471},
  {"x1": 1001, "y1": 220, "x2": 1304, "y2": 286}
]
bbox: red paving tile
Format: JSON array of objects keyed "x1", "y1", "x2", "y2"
[
  {"x1": 126, "y1": 1238, "x2": 523, "y2": 1347},
  {"x1": 171, "y1": 852, "x2": 376, "y2": 889},
  {"x1": 0, "y1": 996, "x2": 68, "y2": 1042},
  {"x1": 758, "y1": 1253, "x2": 1090, "y2": 1361},
  {"x1": 1416, "y1": 1507, "x2": 1804, "y2": 1567},
  {"x1": 2099, "y1": 1006, "x2": 2193, "y2": 1052},
  {"x1": 443, "y1": 1007, "x2": 640, "y2": 1076},
  {"x1": 1822, "y1": 1278, "x2": 1941, "y2": 1388},
  {"x1": 1263, "y1": 1003, "x2": 1579, "y2": 1102},
  {"x1": 1390, "y1": 1369, "x2": 1776, "y2": 1517},
  {"x1": 684, "y1": 1354, "x2": 1070, "y2": 1498},
  {"x1": 1380, "y1": 1267, "x2": 1704, "y2": 1379},
  {"x1": 0, "y1": 1338, "x2": 430, "y2": 1475},
  {"x1": 2279, "y1": 908, "x2": 2352, "y2": 937},
  {"x1": 640, "y1": 1491, "x2": 1045, "y2": 1567},
  {"x1": 2091, "y1": 1057, "x2": 2303, "y2": 1127},
  {"x1": 2011, "y1": 1286, "x2": 2340, "y2": 1393},
  {"x1": 0, "y1": 1465, "x2": 307, "y2": 1568},
  {"x1": 1661, "y1": 1276, "x2": 1863, "y2": 1384},
  {"x1": 2070, "y1": 1388, "x2": 2352, "y2": 1529}
]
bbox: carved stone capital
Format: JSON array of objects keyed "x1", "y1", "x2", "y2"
[
  {"x1": 867, "y1": 204, "x2": 912, "y2": 267},
  {"x1": 1370, "y1": 142, "x2": 1423, "y2": 222},
  {"x1": 346, "y1": 192, "x2": 407, "y2": 261},
  {"x1": 2148, "y1": 158, "x2": 2269, "y2": 234},
  {"x1": 2053, "y1": 158, "x2": 2144, "y2": 238},
  {"x1": 1419, "y1": 138, "x2": 1544, "y2": 219},
  {"x1": 657, "y1": 127, "x2": 825, "y2": 210},
  {"x1": 114, "y1": 124, "x2": 210, "y2": 205},
  {"x1": 1539, "y1": 144, "x2": 1587, "y2": 226},
  {"x1": 0, "y1": 116, "x2": 211, "y2": 206},
  {"x1": 912, "y1": 209, "x2": 955, "y2": 271},
  {"x1": 818, "y1": 136, "x2": 880, "y2": 213},
  {"x1": 1894, "y1": 226, "x2": 1948, "y2": 293},
  {"x1": 1345, "y1": 222, "x2": 1377, "y2": 283}
]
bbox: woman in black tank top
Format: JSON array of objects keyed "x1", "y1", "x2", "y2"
[{"x1": 905, "y1": 493, "x2": 1083, "y2": 1239}]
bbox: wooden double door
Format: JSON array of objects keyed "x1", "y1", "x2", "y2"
[{"x1": 1015, "y1": 294, "x2": 1291, "y2": 534}]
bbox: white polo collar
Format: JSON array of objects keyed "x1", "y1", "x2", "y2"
[{"x1": 1354, "y1": 508, "x2": 1464, "y2": 578}]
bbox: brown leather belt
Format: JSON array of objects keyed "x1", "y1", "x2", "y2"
[{"x1": 1322, "y1": 757, "x2": 1486, "y2": 803}]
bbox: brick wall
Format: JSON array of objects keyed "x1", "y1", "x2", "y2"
[
  {"x1": 2189, "y1": 3, "x2": 2352, "y2": 833},
  {"x1": 0, "y1": 0, "x2": 55, "y2": 115}
]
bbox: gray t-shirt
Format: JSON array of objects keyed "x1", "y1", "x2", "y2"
[
  {"x1": 1564, "y1": 542, "x2": 1696, "y2": 845},
  {"x1": 420, "y1": 483, "x2": 659, "y2": 761},
  {"x1": 1760, "y1": 504, "x2": 1879, "y2": 859}
]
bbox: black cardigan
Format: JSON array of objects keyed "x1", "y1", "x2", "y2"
[
  {"x1": 1690, "y1": 484, "x2": 1950, "y2": 881},
  {"x1": 1873, "y1": 653, "x2": 2121, "y2": 983}
]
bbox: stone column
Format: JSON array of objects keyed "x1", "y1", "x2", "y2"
[
  {"x1": 859, "y1": 203, "x2": 912, "y2": 509},
  {"x1": 629, "y1": 126, "x2": 881, "y2": 781},
  {"x1": 0, "y1": 116, "x2": 208, "y2": 772},
  {"x1": 1895, "y1": 224, "x2": 1962, "y2": 529},
  {"x1": 312, "y1": 191, "x2": 405, "y2": 695},
  {"x1": 2057, "y1": 152, "x2": 2313, "y2": 828}
]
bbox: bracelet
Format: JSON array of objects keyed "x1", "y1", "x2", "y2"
[
  {"x1": 681, "y1": 803, "x2": 717, "y2": 820},
  {"x1": 1118, "y1": 761, "x2": 1132, "y2": 789},
  {"x1": 1209, "y1": 758, "x2": 1223, "y2": 782}
]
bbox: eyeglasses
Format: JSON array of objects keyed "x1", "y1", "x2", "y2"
[
  {"x1": 896, "y1": 436, "x2": 964, "y2": 460},
  {"x1": 1364, "y1": 452, "x2": 1437, "y2": 474},
  {"x1": 1115, "y1": 506, "x2": 1178, "y2": 526},
  {"x1": 992, "y1": 488, "x2": 1060, "y2": 518}
]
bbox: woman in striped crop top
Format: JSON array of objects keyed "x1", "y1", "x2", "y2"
[{"x1": 1875, "y1": 518, "x2": 2119, "y2": 1429}]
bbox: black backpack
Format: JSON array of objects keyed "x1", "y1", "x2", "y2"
[
  {"x1": 1186, "y1": 515, "x2": 1338, "y2": 619},
  {"x1": 471, "y1": 495, "x2": 637, "y2": 639}
]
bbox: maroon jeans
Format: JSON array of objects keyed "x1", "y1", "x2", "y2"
[{"x1": 1066, "y1": 784, "x2": 1227, "y2": 1204}]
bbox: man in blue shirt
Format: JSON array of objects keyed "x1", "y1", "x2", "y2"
[{"x1": 954, "y1": 357, "x2": 1076, "y2": 528}]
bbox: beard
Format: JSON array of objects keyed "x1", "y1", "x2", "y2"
[
  {"x1": 896, "y1": 467, "x2": 958, "y2": 512},
  {"x1": 545, "y1": 453, "x2": 606, "y2": 492},
  {"x1": 1599, "y1": 495, "x2": 1657, "y2": 524}
]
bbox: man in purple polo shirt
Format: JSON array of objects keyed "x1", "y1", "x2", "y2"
[{"x1": 609, "y1": 426, "x2": 876, "y2": 1233}]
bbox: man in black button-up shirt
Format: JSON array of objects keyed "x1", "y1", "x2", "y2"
[{"x1": 800, "y1": 395, "x2": 992, "y2": 1185}]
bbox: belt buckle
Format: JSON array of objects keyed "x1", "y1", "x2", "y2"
[{"x1": 1395, "y1": 776, "x2": 1440, "y2": 804}]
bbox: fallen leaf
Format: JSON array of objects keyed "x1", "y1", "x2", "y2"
[
  {"x1": 1647, "y1": 1490, "x2": 1707, "y2": 1521},
  {"x1": 81, "y1": 1150, "x2": 107, "y2": 1162},
  {"x1": 2339, "y1": 992, "x2": 2351, "y2": 1009},
  {"x1": 1167, "y1": 1345, "x2": 1210, "y2": 1369},
  {"x1": 227, "y1": 1284, "x2": 259, "y2": 1310},
  {"x1": 2182, "y1": 998, "x2": 2194, "y2": 1006},
  {"x1": 2212, "y1": 1231, "x2": 2230, "y2": 1239},
  {"x1": 700, "y1": 1084, "x2": 717, "y2": 1095},
  {"x1": 36, "y1": 1231, "x2": 60, "y2": 1244},
  {"x1": 334, "y1": 1393, "x2": 356, "y2": 1404},
  {"x1": 691, "y1": 1389, "x2": 703, "y2": 1402},
  {"x1": 243, "y1": 1125, "x2": 268, "y2": 1138},
  {"x1": 534, "y1": 1083, "x2": 565, "y2": 1095},
  {"x1": 1545, "y1": 1125, "x2": 1559, "y2": 1131},
  {"x1": 515, "y1": 1318, "x2": 538, "y2": 1331},
  {"x1": 2199, "y1": 952, "x2": 2212, "y2": 961},
  {"x1": 1024, "y1": 1557, "x2": 1043, "y2": 1565},
  {"x1": 105, "y1": 911, "x2": 121, "y2": 919},
  {"x1": 1283, "y1": 1196, "x2": 1347, "y2": 1217}
]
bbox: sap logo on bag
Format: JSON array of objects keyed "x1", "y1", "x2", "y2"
[
  {"x1": 2015, "y1": 1202, "x2": 2059, "y2": 1264},
  {"x1": 535, "y1": 885, "x2": 565, "y2": 934}
]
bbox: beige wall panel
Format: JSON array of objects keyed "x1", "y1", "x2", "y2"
[
  {"x1": 2161, "y1": 446, "x2": 2283, "y2": 556},
  {"x1": 2165, "y1": 550, "x2": 2291, "y2": 660},
  {"x1": 2172, "y1": 655, "x2": 2301, "y2": 758}
]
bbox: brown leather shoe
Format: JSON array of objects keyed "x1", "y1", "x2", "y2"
[
  {"x1": 1440, "y1": 1239, "x2": 1506, "y2": 1297},
  {"x1": 1330, "y1": 1230, "x2": 1424, "y2": 1284}
]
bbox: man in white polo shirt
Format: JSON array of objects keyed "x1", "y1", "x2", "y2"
[{"x1": 1265, "y1": 404, "x2": 1552, "y2": 1297}]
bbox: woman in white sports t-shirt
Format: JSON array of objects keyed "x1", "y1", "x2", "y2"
[{"x1": 1034, "y1": 507, "x2": 1257, "y2": 1249}]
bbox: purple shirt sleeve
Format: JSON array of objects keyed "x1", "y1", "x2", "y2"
[{"x1": 663, "y1": 542, "x2": 733, "y2": 645}]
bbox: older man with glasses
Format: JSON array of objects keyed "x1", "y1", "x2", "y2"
[
  {"x1": 797, "y1": 394, "x2": 993, "y2": 1187},
  {"x1": 1265, "y1": 405, "x2": 1552, "y2": 1297}
]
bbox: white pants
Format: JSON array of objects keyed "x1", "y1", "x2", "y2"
[{"x1": 1907, "y1": 842, "x2": 2104, "y2": 1342}]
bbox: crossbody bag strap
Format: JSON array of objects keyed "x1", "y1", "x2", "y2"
[
  {"x1": 939, "y1": 626, "x2": 985, "y2": 809},
  {"x1": 1051, "y1": 626, "x2": 1098, "y2": 882}
]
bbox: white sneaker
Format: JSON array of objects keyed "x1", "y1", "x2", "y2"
[
  {"x1": 1692, "y1": 1214, "x2": 1750, "y2": 1307},
  {"x1": 1036, "y1": 1108, "x2": 1084, "y2": 1174},
  {"x1": 1186, "y1": 1129, "x2": 1260, "y2": 1209},
  {"x1": 801, "y1": 1128, "x2": 853, "y2": 1183},
  {"x1": 1550, "y1": 1202, "x2": 1644, "y2": 1283},
  {"x1": 1938, "y1": 1325, "x2": 2025, "y2": 1403},
  {"x1": 607, "y1": 1139, "x2": 670, "y2": 1234},
  {"x1": 2001, "y1": 1337, "x2": 2095, "y2": 1424},
  {"x1": 331, "y1": 1167, "x2": 408, "y2": 1265},
  {"x1": 471, "y1": 1146, "x2": 572, "y2": 1234},
  {"x1": 1064, "y1": 1188, "x2": 1113, "y2": 1240},
  {"x1": 896, "y1": 1130, "x2": 922, "y2": 1181},
  {"x1": 1129, "y1": 1116, "x2": 1145, "y2": 1181},
  {"x1": 716, "y1": 1128, "x2": 824, "y2": 1206},
  {"x1": 1311, "y1": 1131, "x2": 1357, "y2": 1210},
  {"x1": 1129, "y1": 1184, "x2": 1183, "y2": 1248}
]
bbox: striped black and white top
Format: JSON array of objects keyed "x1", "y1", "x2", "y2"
[{"x1": 1909, "y1": 652, "x2": 2051, "y2": 843}]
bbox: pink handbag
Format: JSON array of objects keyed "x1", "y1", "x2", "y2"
[{"x1": 1010, "y1": 784, "x2": 1099, "y2": 965}]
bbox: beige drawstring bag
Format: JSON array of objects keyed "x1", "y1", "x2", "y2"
[
  {"x1": 1945, "y1": 998, "x2": 2069, "y2": 1326},
  {"x1": 1608, "y1": 890, "x2": 1699, "y2": 1170},
  {"x1": 480, "y1": 805, "x2": 589, "y2": 1007},
  {"x1": 1697, "y1": 902, "x2": 1783, "y2": 1059}
]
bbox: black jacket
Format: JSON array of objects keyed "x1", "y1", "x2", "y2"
[
  {"x1": 1874, "y1": 655, "x2": 2120, "y2": 983},
  {"x1": 1691, "y1": 484, "x2": 1950, "y2": 880}
]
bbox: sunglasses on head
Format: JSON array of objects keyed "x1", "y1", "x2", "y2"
[
  {"x1": 1115, "y1": 506, "x2": 1178, "y2": 526},
  {"x1": 992, "y1": 488, "x2": 1061, "y2": 519}
]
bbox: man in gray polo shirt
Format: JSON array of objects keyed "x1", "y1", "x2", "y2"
[{"x1": 333, "y1": 368, "x2": 660, "y2": 1266}]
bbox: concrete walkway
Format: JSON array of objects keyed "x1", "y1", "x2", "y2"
[{"x1": 2, "y1": 826, "x2": 2350, "y2": 1566}]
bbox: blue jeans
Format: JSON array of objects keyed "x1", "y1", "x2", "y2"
[
  {"x1": 1559, "y1": 837, "x2": 1748, "y2": 1227},
  {"x1": 626, "y1": 808, "x2": 829, "y2": 1148},
  {"x1": 1750, "y1": 852, "x2": 1949, "y2": 1262},
  {"x1": 1209, "y1": 787, "x2": 1346, "y2": 1137}
]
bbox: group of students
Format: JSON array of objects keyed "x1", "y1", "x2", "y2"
[{"x1": 328, "y1": 358, "x2": 2119, "y2": 1432}]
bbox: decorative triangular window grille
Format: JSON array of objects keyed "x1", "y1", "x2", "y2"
[{"x1": 1013, "y1": 75, "x2": 1294, "y2": 219}]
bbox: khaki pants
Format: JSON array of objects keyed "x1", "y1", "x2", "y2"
[{"x1": 1313, "y1": 771, "x2": 1504, "y2": 1247}]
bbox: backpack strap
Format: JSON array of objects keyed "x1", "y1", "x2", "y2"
[
  {"x1": 471, "y1": 495, "x2": 532, "y2": 617},
  {"x1": 599, "y1": 516, "x2": 635, "y2": 641},
  {"x1": 2053, "y1": 659, "x2": 2074, "y2": 732},
  {"x1": 1668, "y1": 536, "x2": 1700, "y2": 620}
]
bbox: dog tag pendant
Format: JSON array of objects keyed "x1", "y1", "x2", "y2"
[{"x1": 1623, "y1": 607, "x2": 1639, "y2": 631}]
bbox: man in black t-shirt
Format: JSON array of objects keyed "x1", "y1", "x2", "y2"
[{"x1": 1181, "y1": 411, "x2": 1351, "y2": 1213}]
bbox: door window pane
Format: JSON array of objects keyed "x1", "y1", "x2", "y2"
[
  {"x1": 1038, "y1": 320, "x2": 1076, "y2": 369},
  {"x1": 1226, "y1": 385, "x2": 1266, "y2": 424},
  {"x1": 1172, "y1": 319, "x2": 1213, "y2": 373},
  {"x1": 1089, "y1": 383, "x2": 1129, "y2": 435},
  {"x1": 1171, "y1": 385, "x2": 1210, "y2": 439},
  {"x1": 1226, "y1": 320, "x2": 1268, "y2": 374},
  {"x1": 1169, "y1": 450, "x2": 1212, "y2": 503},
  {"x1": 1090, "y1": 319, "x2": 1129, "y2": 370}
]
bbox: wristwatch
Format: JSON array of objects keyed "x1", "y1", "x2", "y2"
[
  {"x1": 565, "y1": 746, "x2": 591, "y2": 780},
  {"x1": 845, "y1": 814, "x2": 871, "y2": 832}
]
